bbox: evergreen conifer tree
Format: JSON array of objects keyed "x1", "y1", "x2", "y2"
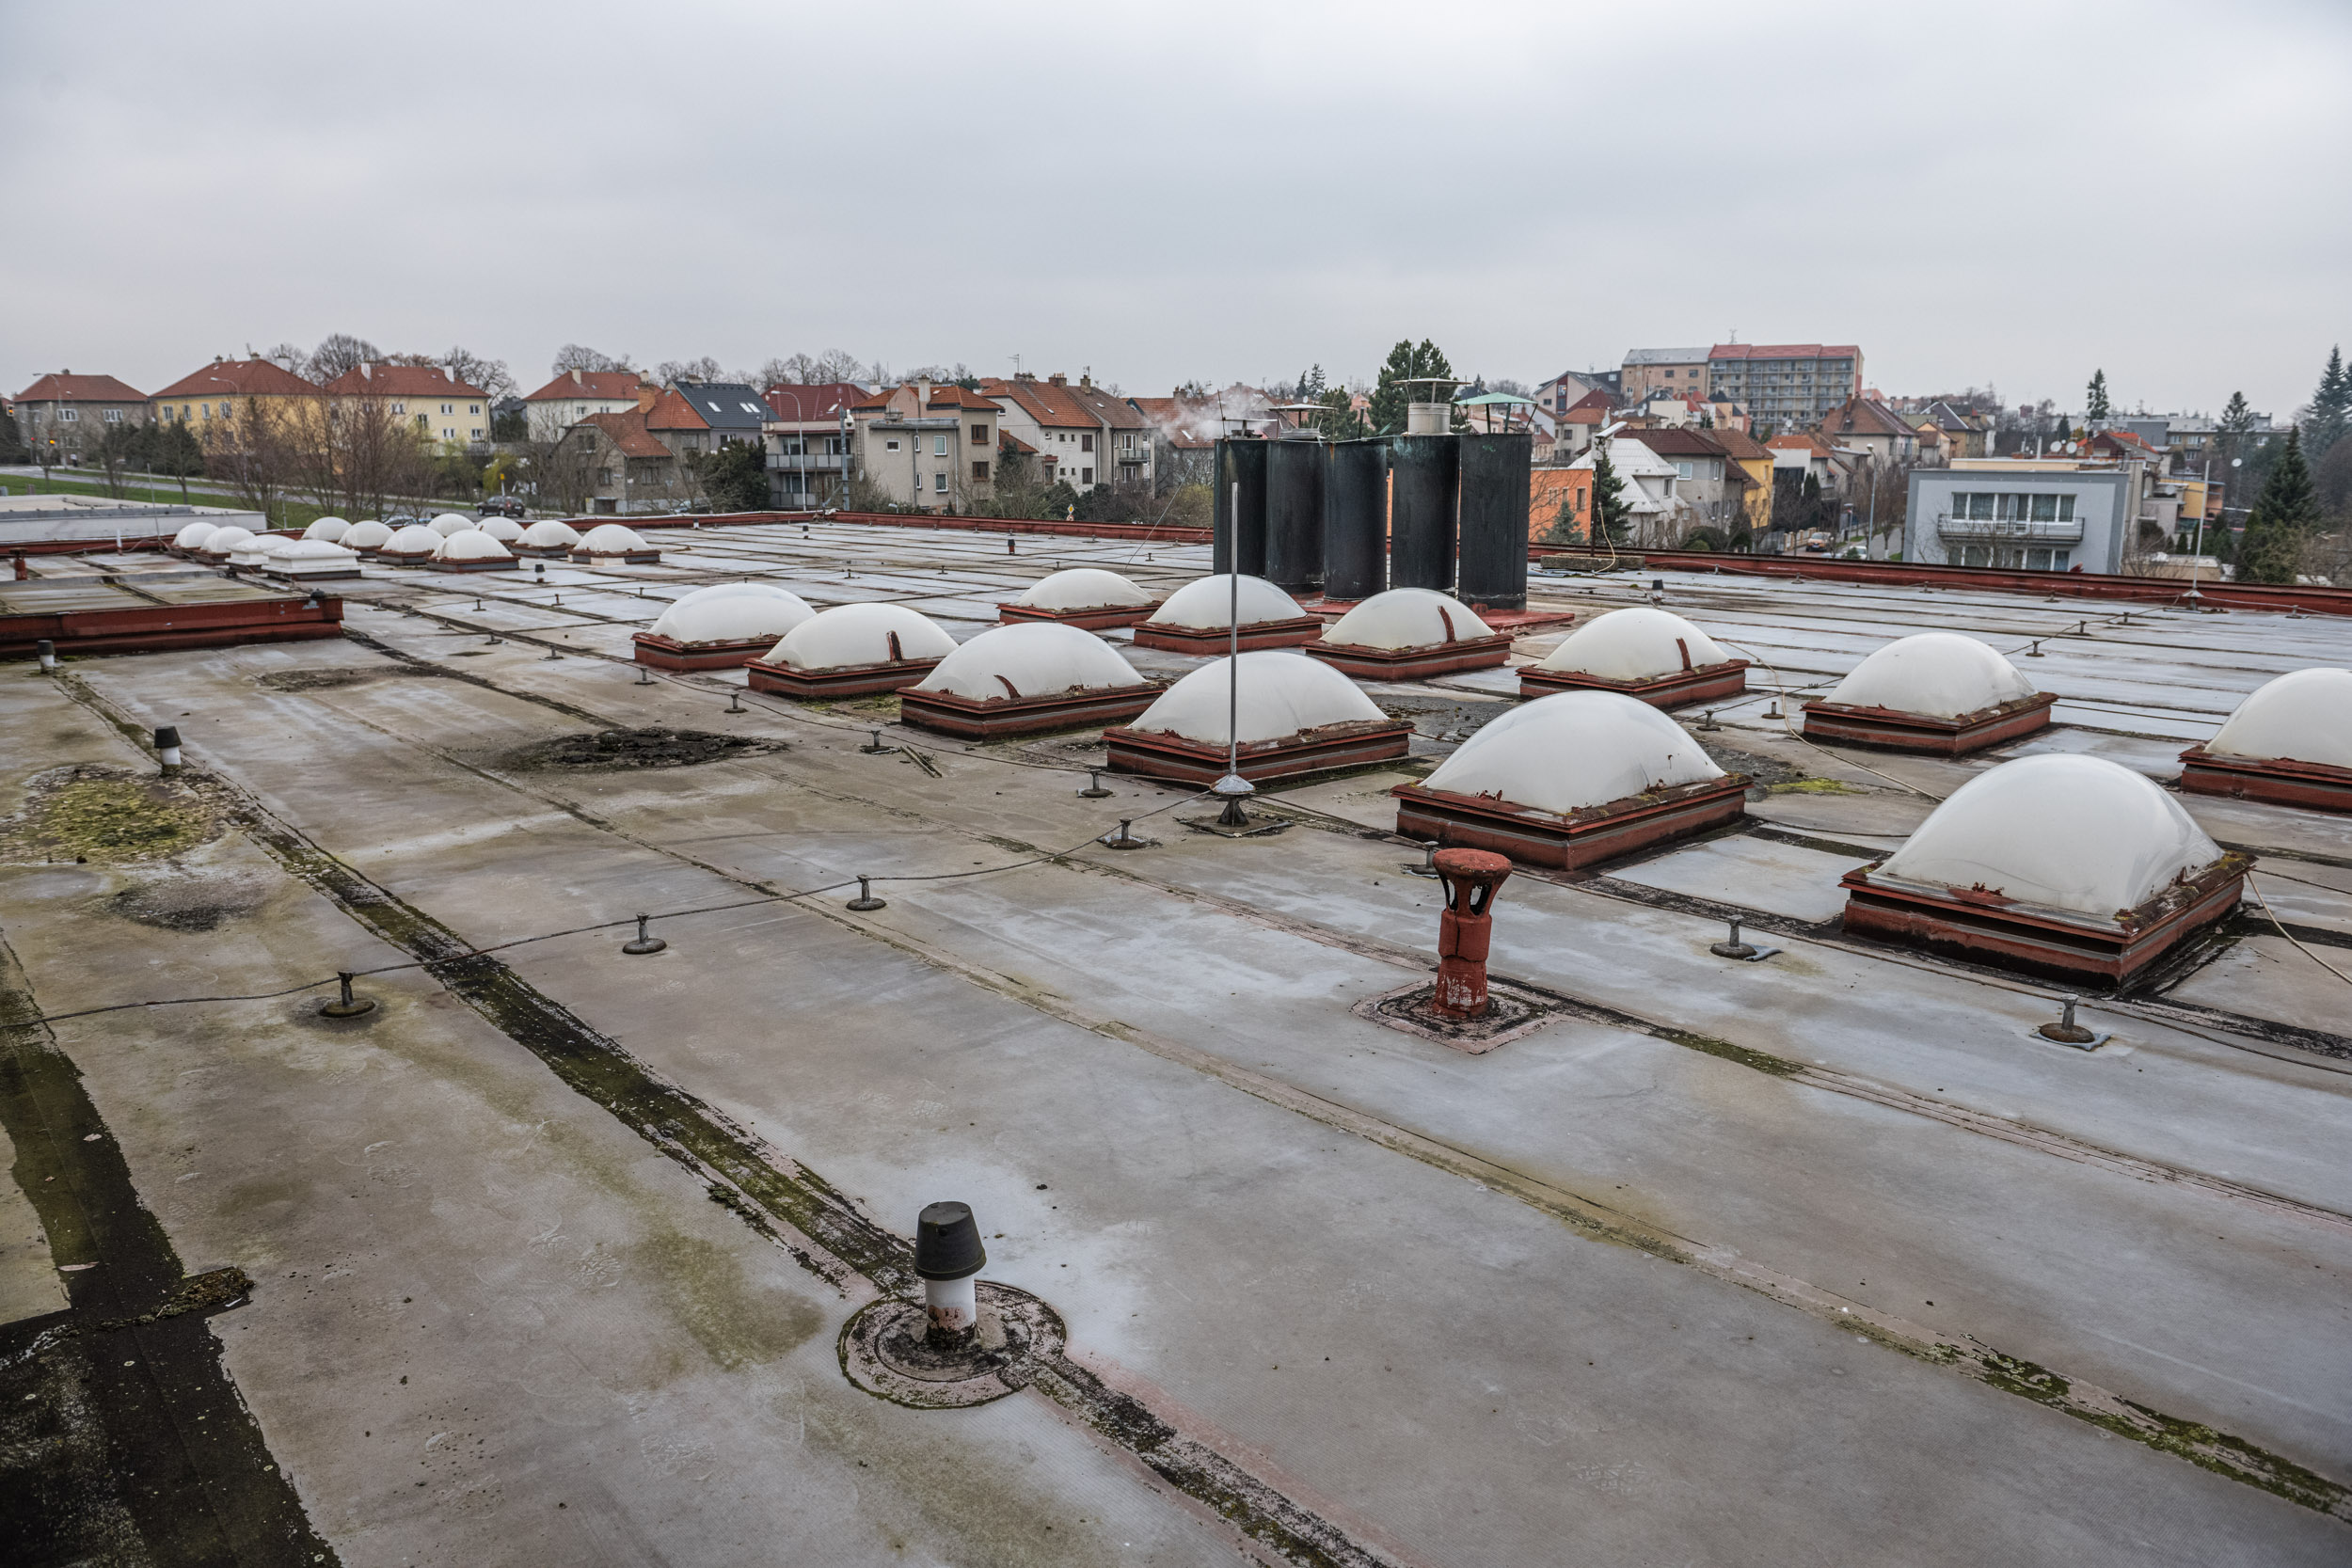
[
  {"x1": 2304, "y1": 345, "x2": 2349, "y2": 461},
  {"x1": 2234, "y1": 427, "x2": 2318, "y2": 584},
  {"x1": 1589, "y1": 441, "x2": 1629, "y2": 546},
  {"x1": 1367, "y1": 340, "x2": 1456, "y2": 436},
  {"x1": 2084, "y1": 369, "x2": 2110, "y2": 424}
]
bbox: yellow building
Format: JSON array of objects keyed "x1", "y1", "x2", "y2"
[{"x1": 149, "y1": 356, "x2": 322, "y2": 432}]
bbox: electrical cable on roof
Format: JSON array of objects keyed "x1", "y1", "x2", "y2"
[{"x1": 2246, "y1": 872, "x2": 2352, "y2": 990}]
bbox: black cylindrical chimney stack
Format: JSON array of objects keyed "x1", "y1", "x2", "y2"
[
  {"x1": 1456, "y1": 432, "x2": 1533, "y2": 610},
  {"x1": 1263, "y1": 438, "x2": 1326, "y2": 593},
  {"x1": 1388, "y1": 434, "x2": 1458, "y2": 593},
  {"x1": 1322, "y1": 439, "x2": 1387, "y2": 600},
  {"x1": 1213, "y1": 438, "x2": 1268, "y2": 577}
]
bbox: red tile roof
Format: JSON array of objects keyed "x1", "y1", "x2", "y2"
[
  {"x1": 1818, "y1": 397, "x2": 1916, "y2": 438},
  {"x1": 16, "y1": 372, "x2": 147, "y2": 404},
  {"x1": 151, "y1": 357, "x2": 318, "y2": 400},
  {"x1": 1708, "y1": 343, "x2": 1861, "y2": 361},
  {"x1": 977, "y1": 374, "x2": 1145, "y2": 432},
  {"x1": 321, "y1": 363, "x2": 486, "y2": 399},
  {"x1": 579, "y1": 409, "x2": 675, "y2": 460},
  {"x1": 1703, "y1": 427, "x2": 1772, "y2": 462},
  {"x1": 523, "y1": 370, "x2": 647, "y2": 403},
  {"x1": 642, "y1": 388, "x2": 711, "y2": 431},
  {"x1": 761, "y1": 382, "x2": 866, "y2": 422}
]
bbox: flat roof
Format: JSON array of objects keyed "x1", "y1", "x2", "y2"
[{"x1": 4, "y1": 520, "x2": 2349, "y2": 1563}]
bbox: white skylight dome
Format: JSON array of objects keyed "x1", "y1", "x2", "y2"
[
  {"x1": 1534, "y1": 607, "x2": 1730, "y2": 680},
  {"x1": 1129, "y1": 651, "x2": 1385, "y2": 744},
  {"x1": 767, "y1": 603, "x2": 957, "y2": 671},
  {"x1": 579, "y1": 523, "x2": 652, "y2": 553},
  {"x1": 1015, "y1": 567, "x2": 1154, "y2": 610},
  {"x1": 276, "y1": 538, "x2": 356, "y2": 562},
  {"x1": 201, "y1": 526, "x2": 255, "y2": 554},
  {"x1": 226, "y1": 537, "x2": 281, "y2": 567},
  {"x1": 1146, "y1": 574, "x2": 1306, "y2": 630},
  {"x1": 478, "y1": 516, "x2": 525, "y2": 543},
  {"x1": 342, "y1": 520, "x2": 393, "y2": 550},
  {"x1": 519, "y1": 520, "x2": 581, "y2": 548},
  {"x1": 303, "y1": 515, "x2": 351, "y2": 542},
  {"x1": 1879, "y1": 754, "x2": 2225, "y2": 915},
  {"x1": 913, "y1": 622, "x2": 1147, "y2": 701},
  {"x1": 667, "y1": 581, "x2": 804, "y2": 611},
  {"x1": 1422, "y1": 691, "x2": 1724, "y2": 814},
  {"x1": 438, "y1": 530, "x2": 515, "y2": 562},
  {"x1": 2205, "y1": 668, "x2": 2352, "y2": 768},
  {"x1": 1821, "y1": 633, "x2": 2038, "y2": 718},
  {"x1": 382, "y1": 524, "x2": 442, "y2": 557},
  {"x1": 1323, "y1": 588, "x2": 1495, "y2": 649},
  {"x1": 172, "y1": 522, "x2": 220, "y2": 551},
  {"x1": 429, "y1": 513, "x2": 476, "y2": 538},
  {"x1": 649, "y1": 587, "x2": 814, "y2": 644}
]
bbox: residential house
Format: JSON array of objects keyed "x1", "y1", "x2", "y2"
[
  {"x1": 849, "y1": 381, "x2": 1003, "y2": 511},
  {"x1": 1702, "y1": 344, "x2": 1863, "y2": 434},
  {"x1": 321, "y1": 362, "x2": 490, "y2": 450},
  {"x1": 1555, "y1": 432, "x2": 1691, "y2": 546},
  {"x1": 663, "y1": 381, "x2": 770, "y2": 455},
  {"x1": 761, "y1": 382, "x2": 866, "y2": 509},
  {"x1": 1705, "y1": 426, "x2": 1776, "y2": 534},
  {"x1": 977, "y1": 372, "x2": 1152, "y2": 493},
  {"x1": 1904, "y1": 400, "x2": 1992, "y2": 465},
  {"x1": 1817, "y1": 396, "x2": 1921, "y2": 464},
  {"x1": 1624, "y1": 428, "x2": 1762, "y2": 535},
  {"x1": 1909, "y1": 456, "x2": 2158, "y2": 574},
  {"x1": 1551, "y1": 388, "x2": 1615, "y2": 460},
  {"x1": 1618, "y1": 347, "x2": 1713, "y2": 405},
  {"x1": 1128, "y1": 392, "x2": 1225, "y2": 486},
  {"x1": 1534, "y1": 369, "x2": 1619, "y2": 420},
  {"x1": 523, "y1": 369, "x2": 653, "y2": 439},
  {"x1": 568, "y1": 402, "x2": 680, "y2": 515},
  {"x1": 13, "y1": 372, "x2": 149, "y2": 465},
  {"x1": 151, "y1": 356, "x2": 320, "y2": 433}
]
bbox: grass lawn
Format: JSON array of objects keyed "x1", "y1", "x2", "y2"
[{"x1": 0, "y1": 472, "x2": 470, "y2": 533}]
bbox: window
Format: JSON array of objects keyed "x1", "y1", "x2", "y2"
[
  {"x1": 440, "y1": 403, "x2": 453, "y2": 415},
  {"x1": 885, "y1": 438, "x2": 901, "y2": 451},
  {"x1": 391, "y1": 403, "x2": 405, "y2": 415},
  {"x1": 443, "y1": 427, "x2": 456, "y2": 439},
  {"x1": 971, "y1": 423, "x2": 987, "y2": 444},
  {"x1": 597, "y1": 468, "x2": 613, "y2": 485},
  {"x1": 933, "y1": 473, "x2": 948, "y2": 493},
  {"x1": 1675, "y1": 461, "x2": 1692, "y2": 479},
  {"x1": 933, "y1": 435, "x2": 947, "y2": 455},
  {"x1": 470, "y1": 427, "x2": 483, "y2": 438},
  {"x1": 1081, "y1": 467, "x2": 1093, "y2": 484},
  {"x1": 58, "y1": 407, "x2": 77, "y2": 422},
  {"x1": 1081, "y1": 434, "x2": 1093, "y2": 452},
  {"x1": 103, "y1": 407, "x2": 123, "y2": 423},
  {"x1": 469, "y1": 404, "x2": 481, "y2": 415},
  {"x1": 972, "y1": 460, "x2": 990, "y2": 482},
  {"x1": 740, "y1": 402, "x2": 761, "y2": 414}
]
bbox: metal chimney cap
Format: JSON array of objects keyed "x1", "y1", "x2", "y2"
[
  {"x1": 153, "y1": 726, "x2": 182, "y2": 749},
  {"x1": 913, "y1": 1201, "x2": 986, "y2": 1280}
]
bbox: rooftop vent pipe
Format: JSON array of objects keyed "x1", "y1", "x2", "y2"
[
  {"x1": 914, "y1": 1200, "x2": 986, "y2": 1345},
  {"x1": 1432, "y1": 848, "x2": 1512, "y2": 1019},
  {"x1": 1213, "y1": 438, "x2": 1268, "y2": 577},
  {"x1": 1322, "y1": 439, "x2": 1388, "y2": 600}
]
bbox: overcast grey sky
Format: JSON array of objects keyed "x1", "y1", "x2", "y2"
[{"x1": 6, "y1": 1, "x2": 2345, "y2": 415}]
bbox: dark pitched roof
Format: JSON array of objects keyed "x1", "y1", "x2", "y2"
[
  {"x1": 17, "y1": 372, "x2": 147, "y2": 404},
  {"x1": 1819, "y1": 397, "x2": 1915, "y2": 438},
  {"x1": 669, "y1": 381, "x2": 769, "y2": 436},
  {"x1": 151, "y1": 357, "x2": 318, "y2": 399}
]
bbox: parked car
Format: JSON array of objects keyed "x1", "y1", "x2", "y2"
[{"x1": 477, "y1": 496, "x2": 528, "y2": 519}]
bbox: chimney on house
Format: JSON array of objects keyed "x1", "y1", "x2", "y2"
[
  {"x1": 1048, "y1": 372, "x2": 1067, "y2": 387},
  {"x1": 916, "y1": 377, "x2": 933, "y2": 406},
  {"x1": 570, "y1": 368, "x2": 584, "y2": 386},
  {"x1": 359, "y1": 361, "x2": 373, "y2": 380},
  {"x1": 636, "y1": 384, "x2": 660, "y2": 413}
]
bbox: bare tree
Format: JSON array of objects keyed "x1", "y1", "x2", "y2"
[
  {"x1": 296, "y1": 386, "x2": 434, "y2": 518},
  {"x1": 551, "y1": 343, "x2": 633, "y2": 376},
  {"x1": 516, "y1": 423, "x2": 600, "y2": 517},
  {"x1": 437, "y1": 346, "x2": 516, "y2": 401},
  {"x1": 205, "y1": 398, "x2": 305, "y2": 525},
  {"x1": 305, "y1": 333, "x2": 382, "y2": 383},
  {"x1": 771, "y1": 349, "x2": 868, "y2": 386},
  {"x1": 655, "y1": 356, "x2": 725, "y2": 385}
]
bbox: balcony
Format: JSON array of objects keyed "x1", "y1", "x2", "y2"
[
  {"x1": 766, "y1": 451, "x2": 847, "y2": 471},
  {"x1": 1934, "y1": 514, "x2": 2083, "y2": 543}
]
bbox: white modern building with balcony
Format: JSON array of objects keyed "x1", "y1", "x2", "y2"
[{"x1": 1906, "y1": 460, "x2": 2137, "y2": 574}]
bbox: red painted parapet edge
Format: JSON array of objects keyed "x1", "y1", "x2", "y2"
[
  {"x1": 1837, "y1": 853, "x2": 2249, "y2": 986},
  {"x1": 898, "y1": 681, "x2": 1163, "y2": 739},
  {"x1": 631, "y1": 632, "x2": 775, "y2": 671},
  {"x1": 996, "y1": 600, "x2": 1162, "y2": 630},
  {"x1": 1305, "y1": 633, "x2": 1515, "y2": 681},
  {"x1": 1392, "y1": 774, "x2": 1750, "y2": 871},
  {"x1": 1104, "y1": 719, "x2": 1414, "y2": 785},
  {"x1": 2177, "y1": 748, "x2": 2352, "y2": 814},
  {"x1": 744, "y1": 656, "x2": 945, "y2": 699},
  {"x1": 1531, "y1": 546, "x2": 2352, "y2": 619},
  {"x1": 1802, "y1": 691, "x2": 2056, "y2": 755},
  {"x1": 1518, "y1": 659, "x2": 1749, "y2": 709},
  {"x1": 552, "y1": 508, "x2": 1214, "y2": 545},
  {"x1": 1, "y1": 594, "x2": 344, "y2": 658},
  {"x1": 1131, "y1": 615, "x2": 1326, "y2": 655}
]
